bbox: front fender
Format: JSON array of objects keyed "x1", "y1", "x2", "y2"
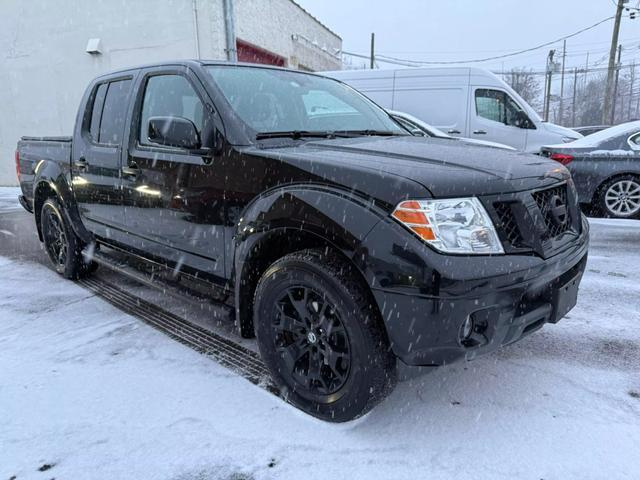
[{"x1": 231, "y1": 185, "x2": 391, "y2": 335}]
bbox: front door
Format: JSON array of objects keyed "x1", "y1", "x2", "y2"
[
  {"x1": 470, "y1": 87, "x2": 528, "y2": 150},
  {"x1": 72, "y1": 77, "x2": 134, "y2": 235},
  {"x1": 120, "y1": 68, "x2": 226, "y2": 279}
]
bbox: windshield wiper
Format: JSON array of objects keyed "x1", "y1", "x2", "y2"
[
  {"x1": 334, "y1": 129, "x2": 405, "y2": 137},
  {"x1": 255, "y1": 129, "x2": 406, "y2": 140},
  {"x1": 255, "y1": 130, "x2": 338, "y2": 140}
]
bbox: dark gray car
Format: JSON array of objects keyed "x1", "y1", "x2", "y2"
[{"x1": 541, "y1": 121, "x2": 640, "y2": 219}]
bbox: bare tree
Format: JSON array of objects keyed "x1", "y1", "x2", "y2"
[{"x1": 504, "y1": 68, "x2": 542, "y2": 111}]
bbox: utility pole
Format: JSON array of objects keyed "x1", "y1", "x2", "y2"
[
  {"x1": 544, "y1": 49, "x2": 555, "y2": 121},
  {"x1": 611, "y1": 44, "x2": 623, "y2": 124},
  {"x1": 559, "y1": 39, "x2": 567, "y2": 125},
  {"x1": 572, "y1": 67, "x2": 578, "y2": 127},
  {"x1": 370, "y1": 33, "x2": 375, "y2": 69},
  {"x1": 603, "y1": 0, "x2": 626, "y2": 124},
  {"x1": 627, "y1": 61, "x2": 635, "y2": 120},
  {"x1": 584, "y1": 52, "x2": 589, "y2": 90}
]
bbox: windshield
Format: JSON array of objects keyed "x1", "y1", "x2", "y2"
[{"x1": 205, "y1": 65, "x2": 405, "y2": 136}]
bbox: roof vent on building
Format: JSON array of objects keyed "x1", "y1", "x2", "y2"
[{"x1": 86, "y1": 38, "x2": 102, "y2": 55}]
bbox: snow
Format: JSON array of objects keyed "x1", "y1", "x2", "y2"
[
  {"x1": 0, "y1": 187, "x2": 22, "y2": 212},
  {"x1": 1, "y1": 214, "x2": 640, "y2": 478}
]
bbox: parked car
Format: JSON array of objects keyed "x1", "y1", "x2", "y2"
[
  {"x1": 573, "y1": 125, "x2": 610, "y2": 137},
  {"x1": 16, "y1": 61, "x2": 589, "y2": 422},
  {"x1": 323, "y1": 67, "x2": 582, "y2": 152},
  {"x1": 389, "y1": 109, "x2": 516, "y2": 150},
  {"x1": 541, "y1": 120, "x2": 640, "y2": 219}
]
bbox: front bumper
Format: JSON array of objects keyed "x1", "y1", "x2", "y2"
[{"x1": 366, "y1": 216, "x2": 589, "y2": 366}]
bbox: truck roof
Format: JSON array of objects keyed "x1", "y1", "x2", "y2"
[{"x1": 94, "y1": 60, "x2": 331, "y2": 81}]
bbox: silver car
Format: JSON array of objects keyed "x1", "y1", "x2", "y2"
[{"x1": 541, "y1": 121, "x2": 640, "y2": 219}]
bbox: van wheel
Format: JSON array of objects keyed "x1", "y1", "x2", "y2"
[
  {"x1": 41, "y1": 198, "x2": 91, "y2": 279},
  {"x1": 254, "y1": 248, "x2": 396, "y2": 422},
  {"x1": 596, "y1": 175, "x2": 640, "y2": 219}
]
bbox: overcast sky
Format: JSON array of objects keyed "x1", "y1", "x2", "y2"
[{"x1": 296, "y1": 0, "x2": 640, "y2": 73}]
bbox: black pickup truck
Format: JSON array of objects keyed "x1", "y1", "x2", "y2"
[{"x1": 16, "y1": 61, "x2": 589, "y2": 422}]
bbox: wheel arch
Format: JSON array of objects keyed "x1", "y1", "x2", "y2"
[{"x1": 231, "y1": 186, "x2": 387, "y2": 338}]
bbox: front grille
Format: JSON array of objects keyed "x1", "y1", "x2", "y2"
[
  {"x1": 494, "y1": 202, "x2": 524, "y2": 247},
  {"x1": 532, "y1": 184, "x2": 571, "y2": 238}
]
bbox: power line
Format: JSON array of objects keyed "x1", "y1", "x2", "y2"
[{"x1": 343, "y1": 16, "x2": 617, "y2": 66}]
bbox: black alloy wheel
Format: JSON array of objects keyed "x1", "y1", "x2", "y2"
[
  {"x1": 40, "y1": 198, "x2": 92, "y2": 279},
  {"x1": 254, "y1": 249, "x2": 396, "y2": 422},
  {"x1": 42, "y1": 202, "x2": 69, "y2": 272},
  {"x1": 272, "y1": 285, "x2": 351, "y2": 397}
]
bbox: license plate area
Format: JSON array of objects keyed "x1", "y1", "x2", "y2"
[{"x1": 550, "y1": 272, "x2": 581, "y2": 323}]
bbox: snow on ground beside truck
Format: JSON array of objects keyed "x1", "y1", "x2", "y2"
[
  {"x1": 0, "y1": 199, "x2": 639, "y2": 479},
  {"x1": 0, "y1": 187, "x2": 21, "y2": 212}
]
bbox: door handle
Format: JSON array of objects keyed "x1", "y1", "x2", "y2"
[
  {"x1": 74, "y1": 157, "x2": 88, "y2": 170},
  {"x1": 473, "y1": 129, "x2": 487, "y2": 135},
  {"x1": 121, "y1": 164, "x2": 140, "y2": 177},
  {"x1": 447, "y1": 129, "x2": 461, "y2": 134}
]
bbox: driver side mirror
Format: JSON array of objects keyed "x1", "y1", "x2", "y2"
[
  {"x1": 514, "y1": 111, "x2": 534, "y2": 129},
  {"x1": 147, "y1": 116, "x2": 201, "y2": 149}
]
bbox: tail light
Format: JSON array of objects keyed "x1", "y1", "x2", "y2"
[
  {"x1": 15, "y1": 150, "x2": 20, "y2": 181},
  {"x1": 549, "y1": 153, "x2": 574, "y2": 165}
]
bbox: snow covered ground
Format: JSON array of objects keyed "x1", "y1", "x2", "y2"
[
  {"x1": 0, "y1": 187, "x2": 22, "y2": 212},
  {"x1": 1, "y1": 191, "x2": 639, "y2": 479}
]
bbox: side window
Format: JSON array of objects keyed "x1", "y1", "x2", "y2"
[
  {"x1": 139, "y1": 74, "x2": 204, "y2": 146},
  {"x1": 88, "y1": 83, "x2": 108, "y2": 142},
  {"x1": 99, "y1": 79, "x2": 132, "y2": 145},
  {"x1": 475, "y1": 88, "x2": 531, "y2": 128},
  {"x1": 628, "y1": 132, "x2": 640, "y2": 150},
  {"x1": 475, "y1": 89, "x2": 507, "y2": 123}
]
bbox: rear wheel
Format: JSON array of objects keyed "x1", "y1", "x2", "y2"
[
  {"x1": 41, "y1": 198, "x2": 93, "y2": 279},
  {"x1": 254, "y1": 249, "x2": 396, "y2": 422},
  {"x1": 596, "y1": 175, "x2": 640, "y2": 219}
]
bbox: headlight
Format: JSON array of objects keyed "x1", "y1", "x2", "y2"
[
  {"x1": 392, "y1": 197, "x2": 504, "y2": 254},
  {"x1": 561, "y1": 136, "x2": 578, "y2": 143}
]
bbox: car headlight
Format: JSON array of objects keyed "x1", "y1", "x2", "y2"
[
  {"x1": 561, "y1": 136, "x2": 578, "y2": 143},
  {"x1": 391, "y1": 197, "x2": 504, "y2": 254}
]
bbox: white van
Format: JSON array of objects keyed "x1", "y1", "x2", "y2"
[{"x1": 323, "y1": 67, "x2": 581, "y2": 152}]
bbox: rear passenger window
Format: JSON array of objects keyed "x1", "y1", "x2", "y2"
[
  {"x1": 99, "y1": 79, "x2": 132, "y2": 145},
  {"x1": 629, "y1": 133, "x2": 640, "y2": 150},
  {"x1": 139, "y1": 75, "x2": 204, "y2": 146},
  {"x1": 89, "y1": 83, "x2": 108, "y2": 142}
]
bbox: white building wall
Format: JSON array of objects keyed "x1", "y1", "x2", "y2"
[
  {"x1": 234, "y1": 0, "x2": 342, "y2": 71},
  {"x1": 0, "y1": 0, "x2": 226, "y2": 186},
  {"x1": 0, "y1": 0, "x2": 341, "y2": 186}
]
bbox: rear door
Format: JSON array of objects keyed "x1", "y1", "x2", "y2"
[
  {"x1": 72, "y1": 75, "x2": 135, "y2": 234},
  {"x1": 469, "y1": 87, "x2": 528, "y2": 150},
  {"x1": 120, "y1": 66, "x2": 226, "y2": 278}
]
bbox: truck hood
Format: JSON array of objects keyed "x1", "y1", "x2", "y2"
[{"x1": 253, "y1": 136, "x2": 570, "y2": 199}]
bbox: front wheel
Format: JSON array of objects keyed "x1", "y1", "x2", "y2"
[
  {"x1": 41, "y1": 198, "x2": 93, "y2": 279},
  {"x1": 254, "y1": 249, "x2": 396, "y2": 422},
  {"x1": 596, "y1": 175, "x2": 640, "y2": 219}
]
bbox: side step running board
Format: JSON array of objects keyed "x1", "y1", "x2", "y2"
[
  {"x1": 79, "y1": 277, "x2": 277, "y2": 394},
  {"x1": 85, "y1": 247, "x2": 233, "y2": 317}
]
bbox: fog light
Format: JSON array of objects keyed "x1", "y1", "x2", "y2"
[{"x1": 460, "y1": 316, "x2": 473, "y2": 340}]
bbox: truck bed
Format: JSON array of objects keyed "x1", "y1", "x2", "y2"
[{"x1": 17, "y1": 136, "x2": 72, "y2": 211}]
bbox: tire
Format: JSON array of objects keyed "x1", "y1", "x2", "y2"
[
  {"x1": 595, "y1": 175, "x2": 640, "y2": 219},
  {"x1": 40, "y1": 197, "x2": 93, "y2": 279},
  {"x1": 253, "y1": 248, "x2": 397, "y2": 422}
]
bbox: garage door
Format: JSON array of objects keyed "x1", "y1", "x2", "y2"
[{"x1": 236, "y1": 39, "x2": 285, "y2": 67}]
